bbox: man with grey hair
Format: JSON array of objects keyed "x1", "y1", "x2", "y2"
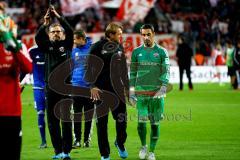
[{"x1": 35, "y1": 5, "x2": 73, "y2": 160}]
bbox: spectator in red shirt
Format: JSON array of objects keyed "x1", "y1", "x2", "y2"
[{"x1": 0, "y1": 2, "x2": 32, "y2": 159}]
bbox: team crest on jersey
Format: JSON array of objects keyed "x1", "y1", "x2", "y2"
[
  {"x1": 61, "y1": 53, "x2": 66, "y2": 57},
  {"x1": 101, "y1": 50, "x2": 107, "y2": 55},
  {"x1": 153, "y1": 53, "x2": 159, "y2": 58},
  {"x1": 117, "y1": 51, "x2": 122, "y2": 56},
  {"x1": 59, "y1": 47, "x2": 65, "y2": 52}
]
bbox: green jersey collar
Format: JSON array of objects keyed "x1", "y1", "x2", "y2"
[{"x1": 143, "y1": 42, "x2": 156, "y2": 48}]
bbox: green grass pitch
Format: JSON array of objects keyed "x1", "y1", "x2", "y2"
[{"x1": 21, "y1": 83, "x2": 240, "y2": 160}]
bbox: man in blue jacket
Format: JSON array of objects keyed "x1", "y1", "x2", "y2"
[
  {"x1": 29, "y1": 45, "x2": 47, "y2": 149},
  {"x1": 71, "y1": 29, "x2": 94, "y2": 148}
]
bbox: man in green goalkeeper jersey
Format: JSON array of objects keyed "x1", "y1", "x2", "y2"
[{"x1": 130, "y1": 24, "x2": 170, "y2": 160}]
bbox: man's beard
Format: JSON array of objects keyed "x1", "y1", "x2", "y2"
[
  {"x1": 144, "y1": 40, "x2": 152, "y2": 47},
  {"x1": 54, "y1": 36, "x2": 61, "y2": 41},
  {"x1": 51, "y1": 37, "x2": 61, "y2": 43}
]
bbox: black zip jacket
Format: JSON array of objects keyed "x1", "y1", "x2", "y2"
[
  {"x1": 35, "y1": 17, "x2": 73, "y2": 83},
  {"x1": 234, "y1": 47, "x2": 240, "y2": 70},
  {"x1": 176, "y1": 42, "x2": 193, "y2": 66},
  {"x1": 85, "y1": 38, "x2": 129, "y2": 94}
]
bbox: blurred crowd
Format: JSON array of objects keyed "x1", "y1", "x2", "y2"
[{"x1": 2, "y1": 0, "x2": 240, "y2": 66}]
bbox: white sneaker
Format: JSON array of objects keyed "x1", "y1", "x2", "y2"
[
  {"x1": 139, "y1": 146, "x2": 147, "y2": 159},
  {"x1": 147, "y1": 152, "x2": 156, "y2": 160}
]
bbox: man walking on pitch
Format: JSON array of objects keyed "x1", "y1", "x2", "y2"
[
  {"x1": 71, "y1": 29, "x2": 94, "y2": 148},
  {"x1": 85, "y1": 22, "x2": 129, "y2": 160},
  {"x1": 130, "y1": 24, "x2": 170, "y2": 160},
  {"x1": 35, "y1": 6, "x2": 73, "y2": 160},
  {"x1": 29, "y1": 45, "x2": 47, "y2": 149}
]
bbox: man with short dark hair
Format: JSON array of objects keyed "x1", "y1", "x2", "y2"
[
  {"x1": 71, "y1": 29, "x2": 94, "y2": 148},
  {"x1": 29, "y1": 45, "x2": 47, "y2": 149},
  {"x1": 130, "y1": 24, "x2": 170, "y2": 160},
  {"x1": 85, "y1": 22, "x2": 129, "y2": 160},
  {"x1": 35, "y1": 6, "x2": 73, "y2": 160}
]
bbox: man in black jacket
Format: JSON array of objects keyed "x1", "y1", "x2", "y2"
[
  {"x1": 176, "y1": 35, "x2": 193, "y2": 91},
  {"x1": 35, "y1": 6, "x2": 73, "y2": 160},
  {"x1": 233, "y1": 37, "x2": 240, "y2": 89},
  {"x1": 85, "y1": 22, "x2": 129, "y2": 160}
]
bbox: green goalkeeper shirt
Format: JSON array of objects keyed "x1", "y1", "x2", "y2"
[{"x1": 130, "y1": 43, "x2": 170, "y2": 96}]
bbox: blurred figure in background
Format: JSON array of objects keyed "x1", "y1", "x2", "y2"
[
  {"x1": 233, "y1": 38, "x2": 240, "y2": 89},
  {"x1": 71, "y1": 29, "x2": 94, "y2": 148},
  {"x1": 225, "y1": 39, "x2": 236, "y2": 89},
  {"x1": 29, "y1": 45, "x2": 47, "y2": 149},
  {"x1": 211, "y1": 43, "x2": 225, "y2": 85},
  {"x1": 176, "y1": 35, "x2": 193, "y2": 90},
  {"x1": 0, "y1": 2, "x2": 32, "y2": 159}
]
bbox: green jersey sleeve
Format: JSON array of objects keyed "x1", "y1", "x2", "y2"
[
  {"x1": 130, "y1": 49, "x2": 138, "y2": 87},
  {"x1": 159, "y1": 47, "x2": 170, "y2": 86}
]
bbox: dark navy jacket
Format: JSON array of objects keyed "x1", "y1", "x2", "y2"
[{"x1": 29, "y1": 45, "x2": 45, "y2": 89}]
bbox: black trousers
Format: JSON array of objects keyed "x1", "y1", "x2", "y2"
[
  {"x1": 179, "y1": 65, "x2": 193, "y2": 90},
  {"x1": 73, "y1": 96, "x2": 94, "y2": 143},
  {"x1": 96, "y1": 98, "x2": 127, "y2": 157},
  {"x1": 0, "y1": 116, "x2": 21, "y2": 160},
  {"x1": 45, "y1": 88, "x2": 72, "y2": 154}
]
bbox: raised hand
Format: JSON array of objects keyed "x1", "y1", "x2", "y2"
[
  {"x1": 43, "y1": 8, "x2": 51, "y2": 25},
  {"x1": 49, "y1": 5, "x2": 61, "y2": 18},
  {"x1": 2, "y1": 31, "x2": 22, "y2": 53}
]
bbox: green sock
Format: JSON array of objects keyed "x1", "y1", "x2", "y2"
[
  {"x1": 160, "y1": 98, "x2": 164, "y2": 119},
  {"x1": 150, "y1": 124, "x2": 160, "y2": 152},
  {"x1": 137, "y1": 122, "x2": 147, "y2": 146},
  {"x1": 160, "y1": 98, "x2": 164, "y2": 114}
]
